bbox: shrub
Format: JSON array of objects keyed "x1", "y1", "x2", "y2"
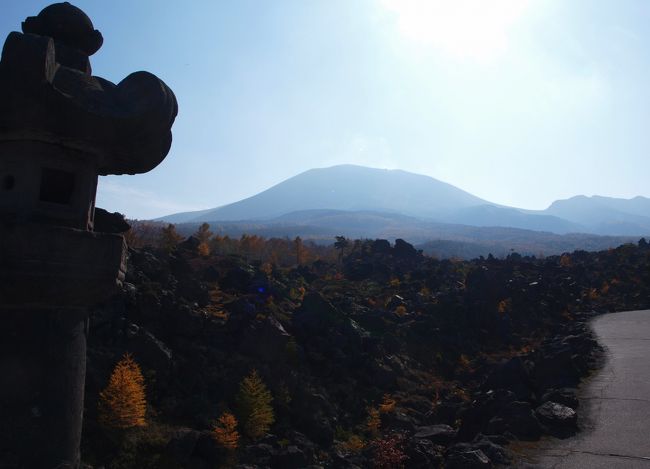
[{"x1": 372, "y1": 434, "x2": 407, "y2": 469}]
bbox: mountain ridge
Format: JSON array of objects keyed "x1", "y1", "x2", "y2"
[{"x1": 158, "y1": 164, "x2": 650, "y2": 236}]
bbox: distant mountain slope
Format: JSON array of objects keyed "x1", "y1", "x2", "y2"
[
  {"x1": 159, "y1": 165, "x2": 490, "y2": 222},
  {"x1": 172, "y1": 209, "x2": 638, "y2": 259},
  {"x1": 444, "y1": 204, "x2": 582, "y2": 234},
  {"x1": 157, "y1": 165, "x2": 650, "y2": 237},
  {"x1": 545, "y1": 195, "x2": 650, "y2": 235}
]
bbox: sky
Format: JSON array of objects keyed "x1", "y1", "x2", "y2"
[{"x1": 3, "y1": 0, "x2": 650, "y2": 219}]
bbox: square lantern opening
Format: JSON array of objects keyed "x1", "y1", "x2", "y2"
[
  {"x1": 2, "y1": 174, "x2": 15, "y2": 191},
  {"x1": 39, "y1": 168, "x2": 75, "y2": 205}
]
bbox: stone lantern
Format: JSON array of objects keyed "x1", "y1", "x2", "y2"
[{"x1": 0, "y1": 3, "x2": 177, "y2": 467}]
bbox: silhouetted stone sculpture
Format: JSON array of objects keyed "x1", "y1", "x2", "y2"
[{"x1": 0, "y1": 3, "x2": 177, "y2": 467}]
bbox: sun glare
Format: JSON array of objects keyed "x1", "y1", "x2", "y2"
[{"x1": 381, "y1": 0, "x2": 531, "y2": 62}]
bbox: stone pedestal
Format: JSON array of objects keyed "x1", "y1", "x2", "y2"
[
  {"x1": 0, "y1": 224, "x2": 126, "y2": 467},
  {"x1": 0, "y1": 310, "x2": 88, "y2": 468}
]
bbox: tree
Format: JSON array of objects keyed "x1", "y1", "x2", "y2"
[
  {"x1": 334, "y1": 236, "x2": 349, "y2": 264},
  {"x1": 98, "y1": 353, "x2": 147, "y2": 429},
  {"x1": 160, "y1": 224, "x2": 183, "y2": 252},
  {"x1": 236, "y1": 370, "x2": 274, "y2": 439},
  {"x1": 194, "y1": 222, "x2": 213, "y2": 256},
  {"x1": 213, "y1": 411, "x2": 240, "y2": 451},
  {"x1": 366, "y1": 407, "x2": 381, "y2": 437},
  {"x1": 294, "y1": 236, "x2": 305, "y2": 265}
]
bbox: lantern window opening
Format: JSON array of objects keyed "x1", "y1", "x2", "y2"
[{"x1": 39, "y1": 168, "x2": 75, "y2": 205}]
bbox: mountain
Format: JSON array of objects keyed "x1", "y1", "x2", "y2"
[
  {"x1": 158, "y1": 164, "x2": 650, "y2": 237},
  {"x1": 545, "y1": 195, "x2": 650, "y2": 235},
  {"x1": 162, "y1": 165, "x2": 490, "y2": 223},
  {"x1": 445, "y1": 204, "x2": 581, "y2": 233},
  {"x1": 167, "y1": 209, "x2": 637, "y2": 259}
]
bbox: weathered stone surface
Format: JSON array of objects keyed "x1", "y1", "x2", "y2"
[
  {"x1": 93, "y1": 208, "x2": 130, "y2": 233},
  {"x1": 482, "y1": 357, "x2": 534, "y2": 401},
  {"x1": 240, "y1": 315, "x2": 291, "y2": 362},
  {"x1": 445, "y1": 448, "x2": 491, "y2": 469},
  {"x1": 271, "y1": 445, "x2": 308, "y2": 469},
  {"x1": 0, "y1": 3, "x2": 178, "y2": 176},
  {"x1": 0, "y1": 223, "x2": 126, "y2": 309},
  {"x1": 535, "y1": 401, "x2": 578, "y2": 436},
  {"x1": 486, "y1": 401, "x2": 542, "y2": 440},
  {"x1": 403, "y1": 438, "x2": 444, "y2": 468},
  {"x1": 452, "y1": 435, "x2": 510, "y2": 465},
  {"x1": 413, "y1": 424, "x2": 457, "y2": 445},
  {"x1": 541, "y1": 388, "x2": 579, "y2": 410},
  {"x1": 0, "y1": 3, "x2": 176, "y2": 467}
]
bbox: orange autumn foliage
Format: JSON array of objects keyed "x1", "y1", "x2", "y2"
[
  {"x1": 98, "y1": 353, "x2": 147, "y2": 429},
  {"x1": 366, "y1": 407, "x2": 381, "y2": 437},
  {"x1": 213, "y1": 412, "x2": 240, "y2": 451}
]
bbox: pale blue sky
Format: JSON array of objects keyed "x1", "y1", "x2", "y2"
[{"x1": 3, "y1": 1, "x2": 650, "y2": 219}]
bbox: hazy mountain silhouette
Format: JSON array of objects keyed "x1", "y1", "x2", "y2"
[
  {"x1": 162, "y1": 165, "x2": 489, "y2": 223},
  {"x1": 158, "y1": 165, "x2": 650, "y2": 237},
  {"x1": 545, "y1": 195, "x2": 650, "y2": 235}
]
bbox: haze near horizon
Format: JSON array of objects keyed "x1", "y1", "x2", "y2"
[{"x1": 3, "y1": 0, "x2": 649, "y2": 219}]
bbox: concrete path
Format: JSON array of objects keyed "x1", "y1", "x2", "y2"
[{"x1": 524, "y1": 310, "x2": 650, "y2": 468}]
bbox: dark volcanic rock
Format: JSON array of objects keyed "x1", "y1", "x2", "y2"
[
  {"x1": 271, "y1": 445, "x2": 308, "y2": 469},
  {"x1": 457, "y1": 389, "x2": 517, "y2": 441},
  {"x1": 240, "y1": 315, "x2": 291, "y2": 362},
  {"x1": 403, "y1": 438, "x2": 444, "y2": 468},
  {"x1": 486, "y1": 401, "x2": 542, "y2": 440},
  {"x1": 445, "y1": 448, "x2": 491, "y2": 469},
  {"x1": 541, "y1": 388, "x2": 579, "y2": 410},
  {"x1": 94, "y1": 208, "x2": 130, "y2": 233},
  {"x1": 127, "y1": 326, "x2": 172, "y2": 372},
  {"x1": 482, "y1": 357, "x2": 534, "y2": 401},
  {"x1": 535, "y1": 401, "x2": 578, "y2": 437},
  {"x1": 451, "y1": 435, "x2": 510, "y2": 465},
  {"x1": 413, "y1": 424, "x2": 457, "y2": 445},
  {"x1": 293, "y1": 292, "x2": 346, "y2": 333},
  {"x1": 533, "y1": 340, "x2": 581, "y2": 391},
  {"x1": 162, "y1": 428, "x2": 200, "y2": 466}
]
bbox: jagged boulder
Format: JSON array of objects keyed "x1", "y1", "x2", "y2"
[
  {"x1": 413, "y1": 424, "x2": 457, "y2": 445},
  {"x1": 445, "y1": 448, "x2": 491, "y2": 469},
  {"x1": 451, "y1": 435, "x2": 510, "y2": 465},
  {"x1": 541, "y1": 388, "x2": 579, "y2": 410},
  {"x1": 486, "y1": 401, "x2": 542, "y2": 440},
  {"x1": 126, "y1": 325, "x2": 172, "y2": 372},
  {"x1": 271, "y1": 446, "x2": 308, "y2": 469},
  {"x1": 240, "y1": 316, "x2": 291, "y2": 362},
  {"x1": 535, "y1": 401, "x2": 577, "y2": 437},
  {"x1": 403, "y1": 438, "x2": 444, "y2": 468},
  {"x1": 482, "y1": 357, "x2": 534, "y2": 401}
]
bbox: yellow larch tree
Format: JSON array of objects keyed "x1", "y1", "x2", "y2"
[{"x1": 98, "y1": 353, "x2": 147, "y2": 429}]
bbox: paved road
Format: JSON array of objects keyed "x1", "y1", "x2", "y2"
[{"x1": 525, "y1": 309, "x2": 650, "y2": 468}]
